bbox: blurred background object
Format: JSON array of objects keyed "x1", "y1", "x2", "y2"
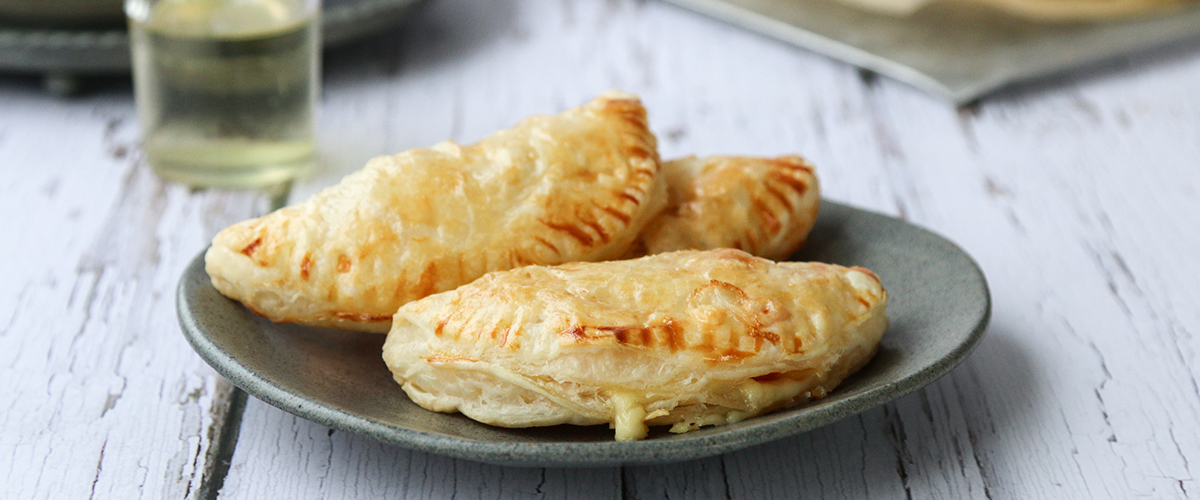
[
  {"x1": 833, "y1": 0, "x2": 1189, "y2": 21},
  {"x1": 6, "y1": 0, "x2": 1200, "y2": 102},
  {"x1": 664, "y1": 0, "x2": 1200, "y2": 103},
  {"x1": 0, "y1": 0, "x2": 423, "y2": 95},
  {"x1": 128, "y1": 0, "x2": 320, "y2": 187},
  {"x1": 0, "y1": 0, "x2": 125, "y2": 29}
]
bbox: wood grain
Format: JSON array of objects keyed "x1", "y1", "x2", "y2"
[
  {"x1": 0, "y1": 79, "x2": 275, "y2": 499},
  {"x1": 3, "y1": 0, "x2": 1199, "y2": 497},
  {"x1": 239, "y1": 1, "x2": 1200, "y2": 498}
]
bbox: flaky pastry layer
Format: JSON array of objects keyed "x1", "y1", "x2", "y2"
[
  {"x1": 205, "y1": 92, "x2": 666, "y2": 332},
  {"x1": 628, "y1": 155, "x2": 820, "y2": 261},
  {"x1": 383, "y1": 249, "x2": 888, "y2": 441}
]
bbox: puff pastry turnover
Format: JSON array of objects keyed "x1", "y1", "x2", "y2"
[
  {"x1": 382, "y1": 248, "x2": 888, "y2": 441},
  {"x1": 205, "y1": 92, "x2": 666, "y2": 332},
  {"x1": 627, "y1": 155, "x2": 819, "y2": 261}
]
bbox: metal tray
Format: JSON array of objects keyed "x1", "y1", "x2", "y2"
[{"x1": 665, "y1": 0, "x2": 1200, "y2": 103}]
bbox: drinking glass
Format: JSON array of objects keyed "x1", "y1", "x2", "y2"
[{"x1": 127, "y1": 0, "x2": 321, "y2": 187}]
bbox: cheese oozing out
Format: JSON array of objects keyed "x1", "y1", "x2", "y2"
[{"x1": 382, "y1": 249, "x2": 889, "y2": 441}]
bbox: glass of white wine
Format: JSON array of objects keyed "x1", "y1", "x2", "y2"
[{"x1": 127, "y1": 0, "x2": 320, "y2": 188}]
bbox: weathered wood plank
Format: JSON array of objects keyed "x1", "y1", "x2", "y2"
[
  {"x1": 209, "y1": 0, "x2": 1200, "y2": 498},
  {"x1": 826, "y1": 45, "x2": 1200, "y2": 498},
  {"x1": 220, "y1": 402, "x2": 622, "y2": 499},
  {"x1": 0, "y1": 79, "x2": 275, "y2": 499}
]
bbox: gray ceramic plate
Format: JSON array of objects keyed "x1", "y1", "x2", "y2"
[{"x1": 177, "y1": 200, "x2": 990, "y2": 467}]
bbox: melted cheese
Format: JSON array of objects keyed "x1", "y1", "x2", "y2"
[
  {"x1": 609, "y1": 391, "x2": 649, "y2": 441},
  {"x1": 738, "y1": 377, "x2": 810, "y2": 407}
]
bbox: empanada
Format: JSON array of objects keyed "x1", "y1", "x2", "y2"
[
  {"x1": 626, "y1": 155, "x2": 819, "y2": 261},
  {"x1": 382, "y1": 249, "x2": 888, "y2": 441},
  {"x1": 206, "y1": 91, "x2": 666, "y2": 332}
]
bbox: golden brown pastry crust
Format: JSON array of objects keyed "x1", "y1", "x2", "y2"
[
  {"x1": 382, "y1": 249, "x2": 888, "y2": 441},
  {"x1": 627, "y1": 155, "x2": 819, "y2": 261},
  {"x1": 205, "y1": 92, "x2": 666, "y2": 332}
]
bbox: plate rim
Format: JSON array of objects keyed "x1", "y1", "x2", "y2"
[{"x1": 177, "y1": 199, "x2": 991, "y2": 467}]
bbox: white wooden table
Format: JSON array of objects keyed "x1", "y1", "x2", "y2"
[{"x1": 3, "y1": 0, "x2": 1199, "y2": 498}]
